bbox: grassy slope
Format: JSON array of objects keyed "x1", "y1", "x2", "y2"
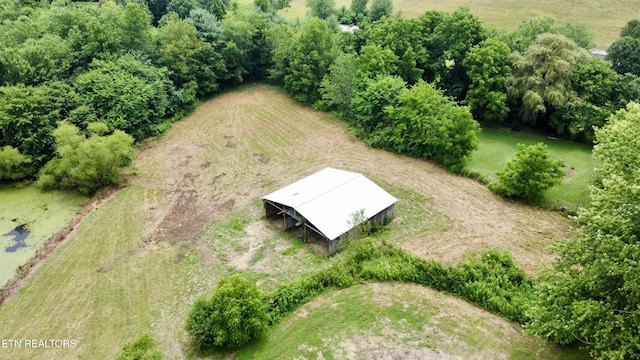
[
  {"x1": 275, "y1": 0, "x2": 639, "y2": 47},
  {"x1": 0, "y1": 85, "x2": 578, "y2": 359},
  {"x1": 239, "y1": 283, "x2": 587, "y2": 360},
  {"x1": 468, "y1": 128, "x2": 595, "y2": 210}
]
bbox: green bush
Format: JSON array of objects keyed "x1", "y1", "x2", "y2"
[
  {"x1": 493, "y1": 142, "x2": 564, "y2": 203},
  {"x1": 116, "y1": 334, "x2": 163, "y2": 360},
  {"x1": 266, "y1": 265, "x2": 355, "y2": 324},
  {"x1": 0, "y1": 145, "x2": 31, "y2": 180},
  {"x1": 185, "y1": 275, "x2": 270, "y2": 351},
  {"x1": 37, "y1": 122, "x2": 134, "y2": 195}
]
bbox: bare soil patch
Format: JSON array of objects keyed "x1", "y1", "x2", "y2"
[{"x1": 135, "y1": 84, "x2": 570, "y2": 274}]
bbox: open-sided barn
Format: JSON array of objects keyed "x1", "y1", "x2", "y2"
[{"x1": 263, "y1": 168, "x2": 397, "y2": 253}]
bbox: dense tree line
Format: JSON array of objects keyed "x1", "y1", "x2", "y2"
[
  {"x1": 528, "y1": 103, "x2": 640, "y2": 359},
  {"x1": 0, "y1": 0, "x2": 273, "y2": 186},
  {"x1": 2, "y1": 0, "x2": 640, "y2": 180}
]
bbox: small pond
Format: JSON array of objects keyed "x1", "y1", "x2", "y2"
[{"x1": 0, "y1": 183, "x2": 85, "y2": 287}]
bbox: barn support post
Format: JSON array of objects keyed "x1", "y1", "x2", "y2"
[{"x1": 328, "y1": 239, "x2": 337, "y2": 254}]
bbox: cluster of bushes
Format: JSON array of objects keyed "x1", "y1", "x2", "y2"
[{"x1": 185, "y1": 239, "x2": 534, "y2": 352}]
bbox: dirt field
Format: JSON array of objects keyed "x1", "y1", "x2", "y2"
[{"x1": 0, "y1": 84, "x2": 574, "y2": 359}]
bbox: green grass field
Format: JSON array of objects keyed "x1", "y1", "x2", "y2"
[
  {"x1": 0, "y1": 85, "x2": 579, "y2": 359},
  {"x1": 271, "y1": 0, "x2": 639, "y2": 47},
  {"x1": 237, "y1": 283, "x2": 588, "y2": 359},
  {"x1": 468, "y1": 127, "x2": 596, "y2": 210}
]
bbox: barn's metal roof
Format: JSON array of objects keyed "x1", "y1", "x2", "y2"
[{"x1": 263, "y1": 168, "x2": 397, "y2": 240}]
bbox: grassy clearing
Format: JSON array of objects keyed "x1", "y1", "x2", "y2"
[
  {"x1": 238, "y1": 283, "x2": 588, "y2": 359},
  {"x1": 0, "y1": 183, "x2": 85, "y2": 287},
  {"x1": 0, "y1": 85, "x2": 577, "y2": 359},
  {"x1": 271, "y1": 0, "x2": 637, "y2": 47},
  {"x1": 467, "y1": 127, "x2": 595, "y2": 210}
]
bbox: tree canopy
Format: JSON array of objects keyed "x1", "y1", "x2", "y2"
[
  {"x1": 463, "y1": 38, "x2": 511, "y2": 122},
  {"x1": 284, "y1": 18, "x2": 338, "y2": 105},
  {"x1": 38, "y1": 122, "x2": 135, "y2": 195},
  {"x1": 507, "y1": 33, "x2": 590, "y2": 126},
  {"x1": 528, "y1": 102, "x2": 640, "y2": 359},
  {"x1": 375, "y1": 81, "x2": 480, "y2": 172},
  {"x1": 185, "y1": 275, "x2": 270, "y2": 350}
]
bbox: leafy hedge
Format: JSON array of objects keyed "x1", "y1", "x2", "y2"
[
  {"x1": 268, "y1": 239, "x2": 533, "y2": 323},
  {"x1": 186, "y1": 239, "x2": 535, "y2": 352}
]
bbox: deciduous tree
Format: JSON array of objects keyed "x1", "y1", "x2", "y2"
[
  {"x1": 38, "y1": 122, "x2": 135, "y2": 195},
  {"x1": 306, "y1": 0, "x2": 335, "y2": 19},
  {"x1": 0, "y1": 146, "x2": 31, "y2": 180},
  {"x1": 528, "y1": 102, "x2": 640, "y2": 359},
  {"x1": 350, "y1": 74, "x2": 405, "y2": 134},
  {"x1": 284, "y1": 18, "x2": 337, "y2": 105},
  {"x1": 551, "y1": 58, "x2": 618, "y2": 142},
  {"x1": 318, "y1": 52, "x2": 357, "y2": 116},
  {"x1": 379, "y1": 81, "x2": 480, "y2": 171},
  {"x1": 74, "y1": 56, "x2": 171, "y2": 140},
  {"x1": 368, "y1": 0, "x2": 391, "y2": 22},
  {"x1": 429, "y1": 7, "x2": 486, "y2": 99},
  {"x1": 0, "y1": 81, "x2": 79, "y2": 171},
  {"x1": 355, "y1": 16, "x2": 424, "y2": 84},
  {"x1": 507, "y1": 33, "x2": 589, "y2": 126},
  {"x1": 608, "y1": 36, "x2": 640, "y2": 76},
  {"x1": 621, "y1": 19, "x2": 640, "y2": 38},
  {"x1": 185, "y1": 275, "x2": 270, "y2": 350},
  {"x1": 507, "y1": 15, "x2": 592, "y2": 54},
  {"x1": 463, "y1": 38, "x2": 511, "y2": 122},
  {"x1": 350, "y1": 0, "x2": 367, "y2": 23}
]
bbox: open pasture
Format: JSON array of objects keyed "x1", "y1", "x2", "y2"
[
  {"x1": 0, "y1": 85, "x2": 577, "y2": 359},
  {"x1": 468, "y1": 128, "x2": 596, "y2": 210},
  {"x1": 274, "y1": 0, "x2": 640, "y2": 47}
]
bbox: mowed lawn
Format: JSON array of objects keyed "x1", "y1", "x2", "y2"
[
  {"x1": 467, "y1": 127, "x2": 596, "y2": 210},
  {"x1": 0, "y1": 85, "x2": 580, "y2": 359},
  {"x1": 272, "y1": 0, "x2": 639, "y2": 47}
]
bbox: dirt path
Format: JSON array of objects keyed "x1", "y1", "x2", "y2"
[{"x1": 134, "y1": 84, "x2": 570, "y2": 275}]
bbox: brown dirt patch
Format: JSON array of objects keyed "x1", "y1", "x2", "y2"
[{"x1": 133, "y1": 83, "x2": 570, "y2": 274}]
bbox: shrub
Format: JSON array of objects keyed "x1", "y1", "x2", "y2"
[
  {"x1": 37, "y1": 122, "x2": 134, "y2": 195},
  {"x1": 0, "y1": 146, "x2": 31, "y2": 180},
  {"x1": 185, "y1": 275, "x2": 270, "y2": 351},
  {"x1": 493, "y1": 142, "x2": 564, "y2": 203},
  {"x1": 116, "y1": 334, "x2": 162, "y2": 360}
]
